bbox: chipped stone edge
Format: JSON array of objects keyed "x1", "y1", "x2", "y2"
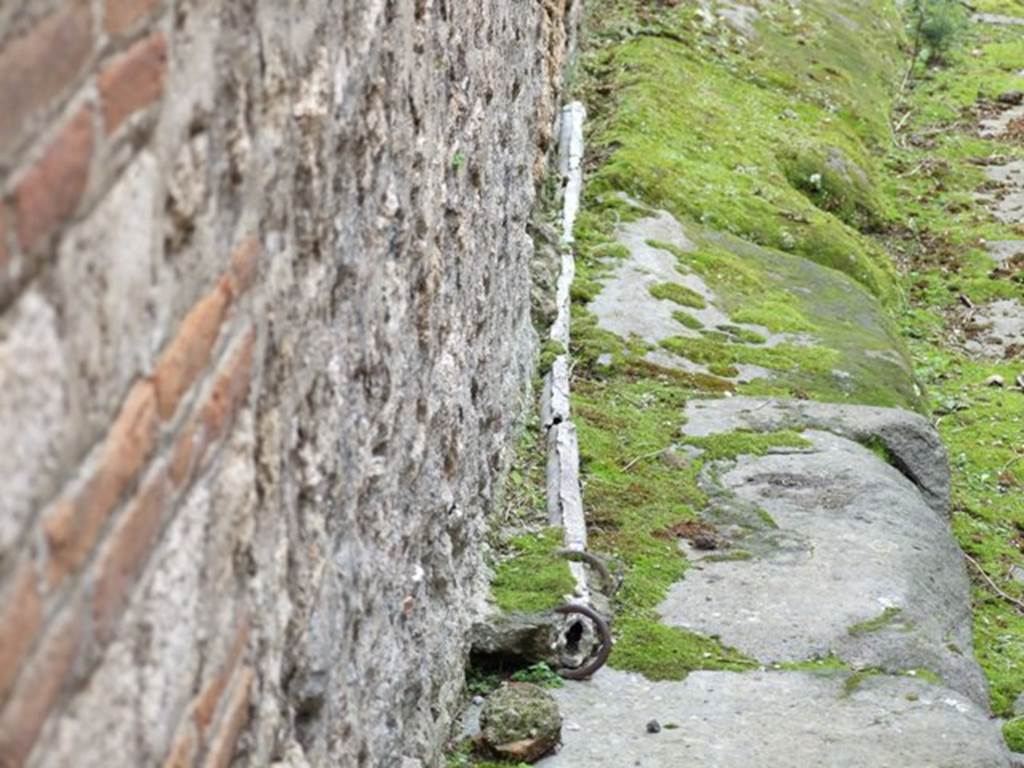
[{"x1": 544, "y1": 102, "x2": 590, "y2": 603}]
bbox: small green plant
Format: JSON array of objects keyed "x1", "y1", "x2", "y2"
[
  {"x1": 1004, "y1": 718, "x2": 1024, "y2": 753},
  {"x1": 452, "y1": 151, "x2": 466, "y2": 171},
  {"x1": 908, "y1": 0, "x2": 966, "y2": 67},
  {"x1": 510, "y1": 662, "x2": 565, "y2": 688}
]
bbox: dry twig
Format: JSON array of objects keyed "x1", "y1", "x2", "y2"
[{"x1": 964, "y1": 552, "x2": 1024, "y2": 614}]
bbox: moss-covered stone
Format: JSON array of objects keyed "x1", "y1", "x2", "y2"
[{"x1": 480, "y1": 683, "x2": 562, "y2": 763}]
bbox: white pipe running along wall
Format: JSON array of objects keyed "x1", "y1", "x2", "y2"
[{"x1": 544, "y1": 101, "x2": 590, "y2": 605}]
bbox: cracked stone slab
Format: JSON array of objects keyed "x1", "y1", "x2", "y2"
[
  {"x1": 964, "y1": 299, "x2": 1024, "y2": 359},
  {"x1": 588, "y1": 211, "x2": 703, "y2": 345},
  {"x1": 680, "y1": 396, "x2": 951, "y2": 515},
  {"x1": 982, "y1": 160, "x2": 1024, "y2": 224},
  {"x1": 974, "y1": 12, "x2": 1024, "y2": 25},
  {"x1": 981, "y1": 103, "x2": 1024, "y2": 140},
  {"x1": 538, "y1": 669, "x2": 1012, "y2": 767},
  {"x1": 987, "y1": 240, "x2": 1024, "y2": 266},
  {"x1": 589, "y1": 212, "x2": 800, "y2": 378},
  {"x1": 660, "y1": 429, "x2": 987, "y2": 705}
]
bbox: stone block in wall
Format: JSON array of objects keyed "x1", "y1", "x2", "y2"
[{"x1": 0, "y1": 291, "x2": 66, "y2": 560}]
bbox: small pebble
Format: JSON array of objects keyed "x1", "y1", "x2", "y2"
[
  {"x1": 646, "y1": 719, "x2": 662, "y2": 734},
  {"x1": 987, "y1": 374, "x2": 1006, "y2": 388}
]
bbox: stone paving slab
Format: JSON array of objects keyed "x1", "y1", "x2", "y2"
[
  {"x1": 681, "y1": 396, "x2": 951, "y2": 515},
  {"x1": 539, "y1": 668, "x2": 1013, "y2": 767},
  {"x1": 660, "y1": 428, "x2": 987, "y2": 705}
]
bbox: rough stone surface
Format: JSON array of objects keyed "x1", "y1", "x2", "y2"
[
  {"x1": 588, "y1": 211, "x2": 792, "y2": 382},
  {"x1": 986, "y1": 240, "x2": 1024, "y2": 266},
  {"x1": 982, "y1": 160, "x2": 1024, "y2": 224},
  {"x1": 481, "y1": 683, "x2": 562, "y2": 764},
  {"x1": 975, "y1": 12, "x2": 1024, "y2": 25},
  {"x1": 681, "y1": 396, "x2": 951, "y2": 515},
  {"x1": 470, "y1": 613, "x2": 563, "y2": 668},
  {"x1": 538, "y1": 669, "x2": 1012, "y2": 767},
  {"x1": 660, "y1": 429, "x2": 986, "y2": 705},
  {"x1": 963, "y1": 299, "x2": 1024, "y2": 359}
]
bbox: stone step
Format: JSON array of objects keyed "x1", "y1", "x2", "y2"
[{"x1": 662, "y1": 398, "x2": 985, "y2": 706}]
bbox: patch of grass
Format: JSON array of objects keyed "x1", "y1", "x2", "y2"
[
  {"x1": 491, "y1": 528, "x2": 576, "y2": 614},
  {"x1": 682, "y1": 429, "x2": 811, "y2": 462},
  {"x1": 649, "y1": 281, "x2": 707, "y2": 309},
  {"x1": 672, "y1": 310, "x2": 704, "y2": 330},
  {"x1": 510, "y1": 662, "x2": 564, "y2": 688},
  {"x1": 1004, "y1": 718, "x2": 1024, "y2": 754},
  {"x1": 538, "y1": 339, "x2": 566, "y2": 376},
  {"x1": 611, "y1": 616, "x2": 757, "y2": 680}
]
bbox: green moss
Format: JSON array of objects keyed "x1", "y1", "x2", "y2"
[
  {"x1": 672, "y1": 311, "x2": 704, "y2": 330},
  {"x1": 842, "y1": 668, "x2": 887, "y2": 697},
  {"x1": 732, "y1": 300, "x2": 814, "y2": 334},
  {"x1": 682, "y1": 430, "x2": 811, "y2": 462},
  {"x1": 861, "y1": 436, "x2": 898, "y2": 467},
  {"x1": 661, "y1": 336, "x2": 837, "y2": 377},
  {"x1": 611, "y1": 616, "x2": 757, "y2": 680},
  {"x1": 708, "y1": 363, "x2": 739, "y2": 378},
  {"x1": 510, "y1": 662, "x2": 564, "y2": 689},
  {"x1": 777, "y1": 654, "x2": 851, "y2": 673},
  {"x1": 649, "y1": 282, "x2": 707, "y2": 309},
  {"x1": 578, "y1": 0, "x2": 905, "y2": 306},
  {"x1": 718, "y1": 325, "x2": 768, "y2": 345},
  {"x1": 538, "y1": 339, "x2": 566, "y2": 376},
  {"x1": 1004, "y1": 719, "x2": 1024, "y2": 754},
  {"x1": 491, "y1": 528, "x2": 575, "y2": 614},
  {"x1": 848, "y1": 607, "x2": 904, "y2": 636}
]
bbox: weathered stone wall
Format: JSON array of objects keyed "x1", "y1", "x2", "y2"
[{"x1": 0, "y1": 1, "x2": 577, "y2": 765}]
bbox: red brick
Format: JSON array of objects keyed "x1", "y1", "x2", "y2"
[
  {"x1": 160, "y1": 617, "x2": 248, "y2": 768},
  {"x1": 93, "y1": 472, "x2": 168, "y2": 643},
  {"x1": 14, "y1": 106, "x2": 95, "y2": 253},
  {"x1": 44, "y1": 380, "x2": 159, "y2": 587},
  {"x1": 169, "y1": 422, "x2": 199, "y2": 489},
  {"x1": 228, "y1": 237, "x2": 260, "y2": 298},
  {"x1": 98, "y1": 32, "x2": 168, "y2": 135},
  {"x1": 166, "y1": 330, "x2": 255, "y2": 493},
  {"x1": 0, "y1": 561, "x2": 42, "y2": 702},
  {"x1": 200, "y1": 331, "x2": 256, "y2": 441},
  {"x1": 0, "y1": 209, "x2": 9, "y2": 272},
  {"x1": 201, "y1": 666, "x2": 253, "y2": 768},
  {"x1": 193, "y1": 617, "x2": 249, "y2": 734},
  {"x1": 0, "y1": 607, "x2": 83, "y2": 767},
  {"x1": 153, "y1": 283, "x2": 231, "y2": 421},
  {"x1": 105, "y1": 0, "x2": 163, "y2": 37},
  {"x1": 0, "y1": 2, "x2": 93, "y2": 156},
  {"x1": 161, "y1": 723, "x2": 198, "y2": 768}
]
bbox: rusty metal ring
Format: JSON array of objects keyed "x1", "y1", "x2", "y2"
[
  {"x1": 553, "y1": 603, "x2": 613, "y2": 680},
  {"x1": 556, "y1": 549, "x2": 619, "y2": 596}
]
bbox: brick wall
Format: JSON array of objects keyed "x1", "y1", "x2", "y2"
[{"x1": 0, "y1": 1, "x2": 575, "y2": 766}]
